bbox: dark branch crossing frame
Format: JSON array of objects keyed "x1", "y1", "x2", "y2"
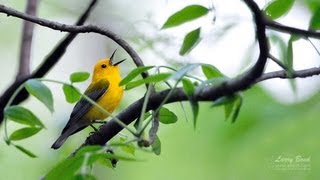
[{"x1": 0, "y1": 0, "x2": 319, "y2": 154}]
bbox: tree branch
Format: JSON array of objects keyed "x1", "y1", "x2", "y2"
[
  {"x1": 17, "y1": 0, "x2": 38, "y2": 80},
  {"x1": 266, "y1": 20, "x2": 320, "y2": 39},
  {"x1": 0, "y1": 3, "x2": 147, "y2": 79},
  {"x1": 257, "y1": 67, "x2": 320, "y2": 82},
  {"x1": 75, "y1": 0, "x2": 270, "y2": 149},
  {"x1": 0, "y1": 0, "x2": 97, "y2": 124}
]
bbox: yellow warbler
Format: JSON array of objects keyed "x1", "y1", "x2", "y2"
[{"x1": 51, "y1": 50, "x2": 125, "y2": 149}]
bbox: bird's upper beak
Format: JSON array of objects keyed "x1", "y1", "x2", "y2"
[
  {"x1": 109, "y1": 49, "x2": 126, "y2": 66},
  {"x1": 109, "y1": 49, "x2": 117, "y2": 66}
]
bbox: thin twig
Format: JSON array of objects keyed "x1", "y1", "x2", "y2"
[
  {"x1": 0, "y1": 3, "x2": 147, "y2": 79},
  {"x1": 0, "y1": 0, "x2": 97, "y2": 124},
  {"x1": 307, "y1": 38, "x2": 320, "y2": 56},
  {"x1": 256, "y1": 67, "x2": 320, "y2": 82},
  {"x1": 17, "y1": 0, "x2": 38, "y2": 80},
  {"x1": 266, "y1": 20, "x2": 320, "y2": 39},
  {"x1": 77, "y1": 0, "x2": 270, "y2": 150},
  {"x1": 268, "y1": 54, "x2": 288, "y2": 70}
]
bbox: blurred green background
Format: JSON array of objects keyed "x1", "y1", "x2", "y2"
[{"x1": 0, "y1": 0, "x2": 319, "y2": 179}]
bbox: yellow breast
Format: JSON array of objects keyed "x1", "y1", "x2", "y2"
[{"x1": 84, "y1": 79, "x2": 124, "y2": 121}]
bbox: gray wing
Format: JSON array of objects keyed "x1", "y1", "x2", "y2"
[{"x1": 61, "y1": 82, "x2": 109, "y2": 135}]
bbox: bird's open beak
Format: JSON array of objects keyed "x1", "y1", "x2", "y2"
[
  {"x1": 109, "y1": 49, "x2": 117, "y2": 65},
  {"x1": 113, "y1": 59, "x2": 126, "y2": 66}
]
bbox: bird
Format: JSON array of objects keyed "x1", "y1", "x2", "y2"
[{"x1": 51, "y1": 50, "x2": 125, "y2": 149}]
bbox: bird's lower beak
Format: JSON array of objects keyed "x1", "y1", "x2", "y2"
[{"x1": 113, "y1": 59, "x2": 126, "y2": 66}]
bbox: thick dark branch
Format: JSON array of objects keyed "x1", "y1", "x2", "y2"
[
  {"x1": 257, "y1": 67, "x2": 320, "y2": 82},
  {"x1": 266, "y1": 20, "x2": 320, "y2": 39},
  {"x1": 17, "y1": 0, "x2": 38, "y2": 80},
  {"x1": 0, "y1": 0, "x2": 97, "y2": 124},
  {"x1": 77, "y1": 0, "x2": 269, "y2": 149}
]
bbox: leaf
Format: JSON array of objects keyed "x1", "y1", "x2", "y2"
[
  {"x1": 224, "y1": 101, "x2": 234, "y2": 120},
  {"x1": 309, "y1": 7, "x2": 320, "y2": 30},
  {"x1": 191, "y1": 101, "x2": 199, "y2": 128},
  {"x1": 4, "y1": 106, "x2": 45, "y2": 128},
  {"x1": 169, "y1": 64, "x2": 199, "y2": 80},
  {"x1": 180, "y1": 27, "x2": 201, "y2": 55},
  {"x1": 201, "y1": 64, "x2": 224, "y2": 79},
  {"x1": 182, "y1": 78, "x2": 195, "y2": 96},
  {"x1": 182, "y1": 78, "x2": 199, "y2": 128},
  {"x1": 159, "y1": 107, "x2": 178, "y2": 124},
  {"x1": 264, "y1": 0, "x2": 295, "y2": 19},
  {"x1": 46, "y1": 156, "x2": 84, "y2": 180},
  {"x1": 120, "y1": 143, "x2": 135, "y2": 156},
  {"x1": 63, "y1": 85, "x2": 81, "y2": 103},
  {"x1": 25, "y1": 79, "x2": 54, "y2": 112},
  {"x1": 76, "y1": 145, "x2": 103, "y2": 156},
  {"x1": 9, "y1": 127, "x2": 42, "y2": 141},
  {"x1": 162, "y1": 5, "x2": 209, "y2": 29},
  {"x1": 151, "y1": 135, "x2": 161, "y2": 155},
  {"x1": 72, "y1": 174, "x2": 96, "y2": 180},
  {"x1": 231, "y1": 95, "x2": 243, "y2": 123},
  {"x1": 286, "y1": 36, "x2": 297, "y2": 93},
  {"x1": 70, "y1": 72, "x2": 90, "y2": 83},
  {"x1": 221, "y1": 94, "x2": 243, "y2": 123},
  {"x1": 125, "y1": 73, "x2": 171, "y2": 90},
  {"x1": 14, "y1": 144, "x2": 37, "y2": 158},
  {"x1": 212, "y1": 96, "x2": 237, "y2": 107},
  {"x1": 119, "y1": 66, "x2": 154, "y2": 86}
]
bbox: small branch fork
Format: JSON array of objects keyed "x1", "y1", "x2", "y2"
[{"x1": 0, "y1": 0, "x2": 319, "y2": 153}]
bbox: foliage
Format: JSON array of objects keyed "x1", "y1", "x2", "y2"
[{"x1": 1, "y1": 0, "x2": 320, "y2": 179}]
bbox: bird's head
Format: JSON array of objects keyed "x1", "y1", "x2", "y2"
[{"x1": 92, "y1": 49, "x2": 126, "y2": 81}]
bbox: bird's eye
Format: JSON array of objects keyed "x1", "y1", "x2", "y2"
[{"x1": 101, "y1": 64, "x2": 107, "y2": 68}]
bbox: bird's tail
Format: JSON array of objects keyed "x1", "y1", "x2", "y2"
[{"x1": 51, "y1": 133, "x2": 69, "y2": 149}]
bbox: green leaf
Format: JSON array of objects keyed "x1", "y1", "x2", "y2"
[
  {"x1": 14, "y1": 144, "x2": 37, "y2": 158},
  {"x1": 221, "y1": 94, "x2": 243, "y2": 123},
  {"x1": 201, "y1": 64, "x2": 224, "y2": 79},
  {"x1": 212, "y1": 96, "x2": 237, "y2": 107},
  {"x1": 9, "y1": 127, "x2": 42, "y2": 141},
  {"x1": 191, "y1": 101, "x2": 199, "y2": 128},
  {"x1": 4, "y1": 106, "x2": 45, "y2": 128},
  {"x1": 224, "y1": 101, "x2": 234, "y2": 120},
  {"x1": 264, "y1": 0, "x2": 295, "y2": 19},
  {"x1": 119, "y1": 66, "x2": 154, "y2": 86},
  {"x1": 46, "y1": 156, "x2": 84, "y2": 180},
  {"x1": 182, "y1": 78, "x2": 195, "y2": 96},
  {"x1": 159, "y1": 107, "x2": 178, "y2": 124},
  {"x1": 285, "y1": 37, "x2": 294, "y2": 74},
  {"x1": 182, "y1": 78, "x2": 199, "y2": 128},
  {"x1": 120, "y1": 143, "x2": 135, "y2": 156},
  {"x1": 76, "y1": 145, "x2": 103, "y2": 156},
  {"x1": 70, "y1": 72, "x2": 90, "y2": 83},
  {"x1": 180, "y1": 27, "x2": 201, "y2": 55},
  {"x1": 309, "y1": 7, "x2": 320, "y2": 30},
  {"x1": 162, "y1": 5, "x2": 209, "y2": 29},
  {"x1": 25, "y1": 79, "x2": 54, "y2": 112},
  {"x1": 169, "y1": 64, "x2": 199, "y2": 80},
  {"x1": 152, "y1": 135, "x2": 161, "y2": 155},
  {"x1": 63, "y1": 85, "x2": 81, "y2": 103},
  {"x1": 231, "y1": 95, "x2": 243, "y2": 123},
  {"x1": 125, "y1": 73, "x2": 171, "y2": 90},
  {"x1": 72, "y1": 174, "x2": 96, "y2": 180},
  {"x1": 286, "y1": 36, "x2": 297, "y2": 93},
  {"x1": 88, "y1": 152, "x2": 137, "y2": 164}
]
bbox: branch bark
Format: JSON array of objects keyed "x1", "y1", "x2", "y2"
[
  {"x1": 0, "y1": 0, "x2": 97, "y2": 124},
  {"x1": 78, "y1": 0, "x2": 270, "y2": 148},
  {"x1": 17, "y1": 0, "x2": 38, "y2": 80},
  {"x1": 266, "y1": 20, "x2": 320, "y2": 39}
]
